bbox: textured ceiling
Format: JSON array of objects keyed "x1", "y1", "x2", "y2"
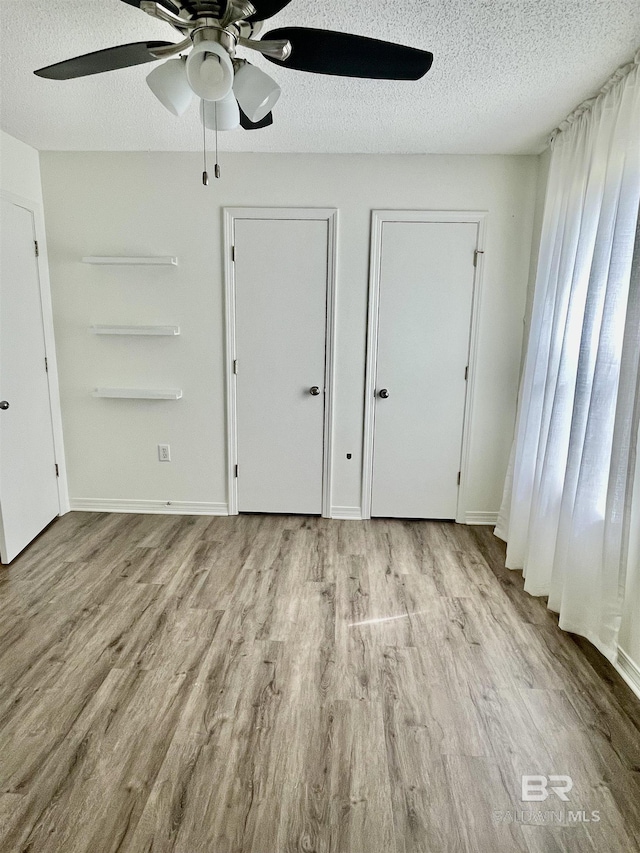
[{"x1": 1, "y1": 0, "x2": 639, "y2": 153}]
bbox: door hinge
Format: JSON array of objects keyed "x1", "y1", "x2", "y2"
[
  {"x1": 464, "y1": 365, "x2": 468, "y2": 381},
  {"x1": 457, "y1": 471, "x2": 461, "y2": 486},
  {"x1": 233, "y1": 359, "x2": 238, "y2": 375},
  {"x1": 234, "y1": 464, "x2": 238, "y2": 478},
  {"x1": 45, "y1": 357, "x2": 48, "y2": 373},
  {"x1": 34, "y1": 240, "x2": 39, "y2": 257},
  {"x1": 231, "y1": 245, "x2": 235, "y2": 262},
  {"x1": 473, "y1": 249, "x2": 484, "y2": 267},
  {"x1": 55, "y1": 464, "x2": 59, "y2": 477}
]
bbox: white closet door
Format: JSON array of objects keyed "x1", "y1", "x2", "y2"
[
  {"x1": 0, "y1": 200, "x2": 59, "y2": 563},
  {"x1": 371, "y1": 221, "x2": 477, "y2": 519},
  {"x1": 234, "y1": 218, "x2": 329, "y2": 514}
]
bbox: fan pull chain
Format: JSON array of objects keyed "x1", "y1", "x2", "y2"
[
  {"x1": 202, "y1": 107, "x2": 209, "y2": 186},
  {"x1": 214, "y1": 102, "x2": 221, "y2": 179}
]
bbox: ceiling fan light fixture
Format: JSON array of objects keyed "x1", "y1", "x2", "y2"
[
  {"x1": 146, "y1": 56, "x2": 193, "y2": 116},
  {"x1": 233, "y1": 60, "x2": 281, "y2": 122},
  {"x1": 200, "y1": 93, "x2": 240, "y2": 131},
  {"x1": 186, "y1": 40, "x2": 234, "y2": 101}
]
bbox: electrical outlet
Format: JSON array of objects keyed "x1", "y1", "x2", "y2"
[{"x1": 158, "y1": 444, "x2": 171, "y2": 462}]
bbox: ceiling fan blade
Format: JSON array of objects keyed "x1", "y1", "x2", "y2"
[
  {"x1": 238, "y1": 104, "x2": 274, "y2": 129},
  {"x1": 261, "y1": 27, "x2": 433, "y2": 80},
  {"x1": 247, "y1": 1, "x2": 293, "y2": 23},
  {"x1": 120, "y1": 0, "x2": 181, "y2": 14},
  {"x1": 34, "y1": 42, "x2": 175, "y2": 80}
]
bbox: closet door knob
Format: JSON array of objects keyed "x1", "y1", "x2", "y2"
[
  {"x1": 309, "y1": 386, "x2": 321, "y2": 396},
  {"x1": 0, "y1": 401, "x2": 9, "y2": 410},
  {"x1": 378, "y1": 389, "x2": 389, "y2": 399}
]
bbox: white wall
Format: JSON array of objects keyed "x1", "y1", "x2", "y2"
[
  {"x1": 0, "y1": 130, "x2": 43, "y2": 203},
  {"x1": 40, "y1": 152, "x2": 537, "y2": 516}
]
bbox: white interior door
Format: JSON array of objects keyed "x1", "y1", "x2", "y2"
[
  {"x1": 0, "y1": 199, "x2": 59, "y2": 563},
  {"x1": 234, "y1": 217, "x2": 330, "y2": 514},
  {"x1": 371, "y1": 220, "x2": 477, "y2": 519}
]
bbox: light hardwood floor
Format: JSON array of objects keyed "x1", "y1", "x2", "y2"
[{"x1": 1, "y1": 512, "x2": 639, "y2": 852}]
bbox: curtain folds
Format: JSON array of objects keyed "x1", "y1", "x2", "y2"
[{"x1": 496, "y1": 52, "x2": 640, "y2": 662}]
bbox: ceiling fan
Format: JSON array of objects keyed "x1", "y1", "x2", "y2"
[{"x1": 34, "y1": 0, "x2": 434, "y2": 134}]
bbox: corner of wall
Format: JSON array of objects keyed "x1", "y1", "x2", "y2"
[{"x1": 0, "y1": 130, "x2": 43, "y2": 205}]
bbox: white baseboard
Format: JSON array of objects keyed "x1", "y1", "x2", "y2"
[
  {"x1": 70, "y1": 498, "x2": 229, "y2": 516},
  {"x1": 464, "y1": 511, "x2": 499, "y2": 525},
  {"x1": 330, "y1": 506, "x2": 363, "y2": 520},
  {"x1": 615, "y1": 647, "x2": 640, "y2": 702}
]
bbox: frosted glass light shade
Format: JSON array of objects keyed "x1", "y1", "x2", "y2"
[
  {"x1": 233, "y1": 61, "x2": 281, "y2": 122},
  {"x1": 201, "y1": 94, "x2": 240, "y2": 131},
  {"x1": 186, "y1": 40, "x2": 233, "y2": 101},
  {"x1": 146, "y1": 58, "x2": 193, "y2": 116}
]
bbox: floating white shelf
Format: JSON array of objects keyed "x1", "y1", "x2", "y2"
[
  {"x1": 82, "y1": 256, "x2": 178, "y2": 266},
  {"x1": 92, "y1": 388, "x2": 183, "y2": 400},
  {"x1": 90, "y1": 325, "x2": 180, "y2": 336}
]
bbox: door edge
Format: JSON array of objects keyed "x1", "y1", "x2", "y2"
[
  {"x1": 223, "y1": 207, "x2": 339, "y2": 518},
  {"x1": 0, "y1": 190, "x2": 69, "y2": 520},
  {"x1": 361, "y1": 209, "x2": 489, "y2": 523}
]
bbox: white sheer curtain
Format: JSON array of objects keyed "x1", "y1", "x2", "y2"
[{"x1": 496, "y1": 49, "x2": 640, "y2": 663}]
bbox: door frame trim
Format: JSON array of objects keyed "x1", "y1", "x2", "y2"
[
  {"x1": 0, "y1": 190, "x2": 70, "y2": 528},
  {"x1": 362, "y1": 209, "x2": 488, "y2": 522},
  {"x1": 223, "y1": 207, "x2": 338, "y2": 517}
]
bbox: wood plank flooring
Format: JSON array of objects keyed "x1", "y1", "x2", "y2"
[{"x1": 1, "y1": 512, "x2": 639, "y2": 852}]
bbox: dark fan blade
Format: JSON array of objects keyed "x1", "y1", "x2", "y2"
[
  {"x1": 262, "y1": 27, "x2": 433, "y2": 80},
  {"x1": 34, "y1": 42, "x2": 174, "y2": 80},
  {"x1": 247, "y1": 1, "x2": 293, "y2": 23},
  {"x1": 238, "y1": 104, "x2": 274, "y2": 129},
  {"x1": 120, "y1": 0, "x2": 181, "y2": 14}
]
